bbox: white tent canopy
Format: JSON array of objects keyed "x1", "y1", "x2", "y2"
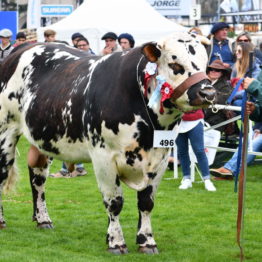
[{"x1": 37, "y1": 0, "x2": 186, "y2": 54}]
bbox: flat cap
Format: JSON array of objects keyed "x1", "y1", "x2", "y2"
[
  {"x1": 101, "y1": 32, "x2": 117, "y2": 40},
  {"x1": 0, "y1": 28, "x2": 13, "y2": 38},
  {"x1": 211, "y1": 22, "x2": 229, "y2": 34}
]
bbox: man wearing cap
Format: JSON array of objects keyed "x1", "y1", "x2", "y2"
[
  {"x1": 0, "y1": 28, "x2": 14, "y2": 63},
  {"x1": 118, "y1": 33, "x2": 135, "y2": 54},
  {"x1": 100, "y1": 32, "x2": 121, "y2": 56},
  {"x1": 71, "y1": 32, "x2": 84, "y2": 48},
  {"x1": 206, "y1": 22, "x2": 235, "y2": 68},
  {"x1": 14, "y1": 32, "x2": 27, "y2": 47}
]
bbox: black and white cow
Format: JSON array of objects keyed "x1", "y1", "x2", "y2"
[{"x1": 0, "y1": 32, "x2": 215, "y2": 254}]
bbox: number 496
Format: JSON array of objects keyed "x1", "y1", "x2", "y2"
[{"x1": 159, "y1": 139, "x2": 174, "y2": 147}]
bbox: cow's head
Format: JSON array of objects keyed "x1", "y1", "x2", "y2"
[{"x1": 142, "y1": 32, "x2": 215, "y2": 113}]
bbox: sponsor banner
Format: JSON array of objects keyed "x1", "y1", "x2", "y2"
[
  {"x1": 41, "y1": 5, "x2": 74, "y2": 17},
  {"x1": 147, "y1": 0, "x2": 191, "y2": 16},
  {"x1": 27, "y1": 0, "x2": 41, "y2": 29},
  {"x1": 0, "y1": 11, "x2": 17, "y2": 41}
]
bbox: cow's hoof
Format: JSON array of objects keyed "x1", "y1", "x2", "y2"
[
  {"x1": 138, "y1": 245, "x2": 159, "y2": 254},
  {"x1": 37, "y1": 222, "x2": 54, "y2": 229},
  {"x1": 0, "y1": 222, "x2": 6, "y2": 229},
  {"x1": 108, "y1": 245, "x2": 128, "y2": 255}
]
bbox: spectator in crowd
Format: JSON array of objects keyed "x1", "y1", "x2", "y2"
[
  {"x1": 210, "y1": 71, "x2": 262, "y2": 179},
  {"x1": 117, "y1": 33, "x2": 135, "y2": 53},
  {"x1": 0, "y1": 28, "x2": 14, "y2": 63},
  {"x1": 100, "y1": 31, "x2": 121, "y2": 55},
  {"x1": 50, "y1": 161, "x2": 87, "y2": 178},
  {"x1": 234, "y1": 31, "x2": 262, "y2": 63},
  {"x1": 176, "y1": 109, "x2": 216, "y2": 191},
  {"x1": 71, "y1": 32, "x2": 84, "y2": 48},
  {"x1": 204, "y1": 59, "x2": 237, "y2": 135},
  {"x1": 206, "y1": 22, "x2": 235, "y2": 67},
  {"x1": 76, "y1": 37, "x2": 95, "y2": 55},
  {"x1": 230, "y1": 42, "x2": 261, "y2": 107},
  {"x1": 44, "y1": 29, "x2": 68, "y2": 45},
  {"x1": 14, "y1": 31, "x2": 27, "y2": 47},
  {"x1": 44, "y1": 29, "x2": 57, "y2": 42},
  {"x1": 189, "y1": 27, "x2": 203, "y2": 35}
]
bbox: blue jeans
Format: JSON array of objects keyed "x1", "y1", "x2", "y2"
[
  {"x1": 61, "y1": 162, "x2": 84, "y2": 172},
  {"x1": 224, "y1": 133, "x2": 262, "y2": 174},
  {"x1": 176, "y1": 122, "x2": 210, "y2": 179}
]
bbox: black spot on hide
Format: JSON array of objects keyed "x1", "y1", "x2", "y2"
[
  {"x1": 188, "y1": 45, "x2": 196, "y2": 55},
  {"x1": 137, "y1": 186, "x2": 154, "y2": 212},
  {"x1": 136, "y1": 234, "x2": 147, "y2": 244}
]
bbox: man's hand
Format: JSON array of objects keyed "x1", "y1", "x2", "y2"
[
  {"x1": 246, "y1": 101, "x2": 256, "y2": 115},
  {"x1": 102, "y1": 46, "x2": 113, "y2": 55},
  {"x1": 243, "y1": 77, "x2": 255, "y2": 89}
]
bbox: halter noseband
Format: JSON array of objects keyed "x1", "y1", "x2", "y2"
[{"x1": 170, "y1": 72, "x2": 209, "y2": 102}]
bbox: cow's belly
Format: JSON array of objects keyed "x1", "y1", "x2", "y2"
[{"x1": 22, "y1": 126, "x2": 91, "y2": 162}]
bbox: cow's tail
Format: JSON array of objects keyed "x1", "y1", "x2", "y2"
[{"x1": 3, "y1": 161, "x2": 18, "y2": 194}]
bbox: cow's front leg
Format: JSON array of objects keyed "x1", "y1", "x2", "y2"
[
  {"x1": 28, "y1": 146, "x2": 53, "y2": 229},
  {"x1": 137, "y1": 185, "x2": 159, "y2": 254}
]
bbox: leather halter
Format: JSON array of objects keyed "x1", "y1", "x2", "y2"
[{"x1": 170, "y1": 72, "x2": 209, "y2": 102}]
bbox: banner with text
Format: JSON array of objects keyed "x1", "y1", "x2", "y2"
[{"x1": 147, "y1": 0, "x2": 191, "y2": 16}]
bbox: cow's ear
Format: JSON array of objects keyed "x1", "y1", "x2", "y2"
[{"x1": 141, "y1": 42, "x2": 161, "y2": 62}]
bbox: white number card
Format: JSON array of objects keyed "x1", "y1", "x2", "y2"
[{"x1": 153, "y1": 130, "x2": 176, "y2": 148}]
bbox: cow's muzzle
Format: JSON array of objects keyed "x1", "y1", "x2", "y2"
[
  {"x1": 171, "y1": 72, "x2": 214, "y2": 102},
  {"x1": 199, "y1": 84, "x2": 216, "y2": 103}
]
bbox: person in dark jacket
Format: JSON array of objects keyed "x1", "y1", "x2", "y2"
[{"x1": 204, "y1": 59, "x2": 235, "y2": 134}]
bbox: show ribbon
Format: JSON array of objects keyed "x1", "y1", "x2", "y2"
[{"x1": 148, "y1": 75, "x2": 166, "y2": 109}]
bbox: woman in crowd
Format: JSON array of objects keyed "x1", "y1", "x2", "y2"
[
  {"x1": 230, "y1": 41, "x2": 261, "y2": 107},
  {"x1": 204, "y1": 59, "x2": 234, "y2": 134},
  {"x1": 176, "y1": 109, "x2": 216, "y2": 191}
]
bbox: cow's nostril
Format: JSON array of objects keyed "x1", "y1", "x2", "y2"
[{"x1": 199, "y1": 87, "x2": 216, "y2": 102}]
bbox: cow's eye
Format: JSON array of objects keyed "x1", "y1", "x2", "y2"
[{"x1": 168, "y1": 63, "x2": 184, "y2": 74}]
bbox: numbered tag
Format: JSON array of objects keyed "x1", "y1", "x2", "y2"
[{"x1": 153, "y1": 130, "x2": 176, "y2": 148}]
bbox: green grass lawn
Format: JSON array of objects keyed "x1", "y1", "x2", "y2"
[{"x1": 1, "y1": 136, "x2": 261, "y2": 262}]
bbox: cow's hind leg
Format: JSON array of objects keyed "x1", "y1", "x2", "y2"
[
  {"x1": 137, "y1": 185, "x2": 159, "y2": 254},
  {"x1": 0, "y1": 129, "x2": 20, "y2": 229},
  {"x1": 94, "y1": 162, "x2": 127, "y2": 254},
  {"x1": 28, "y1": 145, "x2": 53, "y2": 228}
]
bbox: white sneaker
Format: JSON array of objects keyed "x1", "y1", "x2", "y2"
[
  {"x1": 179, "y1": 179, "x2": 192, "y2": 190},
  {"x1": 204, "y1": 179, "x2": 216, "y2": 192}
]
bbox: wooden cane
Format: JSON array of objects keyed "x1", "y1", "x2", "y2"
[{"x1": 236, "y1": 51, "x2": 253, "y2": 261}]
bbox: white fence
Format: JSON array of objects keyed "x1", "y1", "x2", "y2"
[{"x1": 171, "y1": 104, "x2": 262, "y2": 181}]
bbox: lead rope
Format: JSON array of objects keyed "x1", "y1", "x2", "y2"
[
  {"x1": 136, "y1": 56, "x2": 156, "y2": 130},
  {"x1": 236, "y1": 91, "x2": 249, "y2": 262}
]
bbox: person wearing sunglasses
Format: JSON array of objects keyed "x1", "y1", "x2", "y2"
[
  {"x1": 204, "y1": 60, "x2": 237, "y2": 135},
  {"x1": 229, "y1": 42, "x2": 262, "y2": 109},
  {"x1": 234, "y1": 31, "x2": 262, "y2": 64}
]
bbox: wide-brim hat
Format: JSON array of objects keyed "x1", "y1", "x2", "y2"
[{"x1": 207, "y1": 59, "x2": 231, "y2": 79}]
